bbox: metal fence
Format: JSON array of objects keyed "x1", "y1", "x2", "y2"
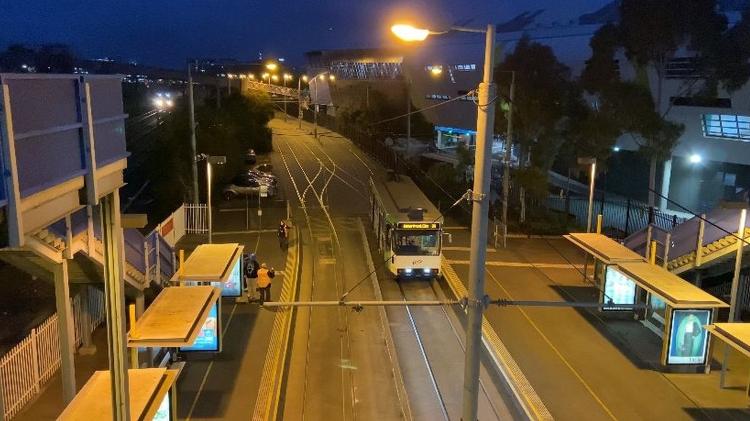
[
  {"x1": 545, "y1": 196, "x2": 686, "y2": 238},
  {"x1": 185, "y1": 203, "x2": 208, "y2": 234},
  {"x1": 0, "y1": 286, "x2": 105, "y2": 419}
]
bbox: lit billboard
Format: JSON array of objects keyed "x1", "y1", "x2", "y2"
[
  {"x1": 218, "y1": 259, "x2": 242, "y2": 297},
  {"x1": 602, "y1": 266, "x2": 637, "y2": 311},
  {"x1": 180, "y1": 302, "x2": 221, "y2": 352},
  {"x1": 667, "y1": 309, "x2": 712, "y2": 365},
  {"x1": 153, "y1": 391, "x2": 173, "y2": 421}
]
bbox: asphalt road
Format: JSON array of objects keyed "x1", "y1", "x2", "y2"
[
  {"x1": 272, "y1": 116, "x2": 520, "y2": 421},
  {"x1": 444, "y1": 235, "x2": 750, "y2": 420}
]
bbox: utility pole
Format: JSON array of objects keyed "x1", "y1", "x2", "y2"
[
  {"x1": 298, "y1": 77, "x2": 303, "y2": 129},
  {"x1": 188, "y1": 60, "x2": 200, "y2": 203},
  {"x1": 501, "y1": 71, "x2": 515, "y2": 238},
  {"x1": 463, "y1": 23, "x2": 496, "y2": 421}
]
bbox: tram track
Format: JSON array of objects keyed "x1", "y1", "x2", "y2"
[{"x1": 277, "y1": 124, "x2": 407, "y2": 420}]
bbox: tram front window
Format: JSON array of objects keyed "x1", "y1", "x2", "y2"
[{"x1": 394, "y1": 230, "x2": 440, "y2": 256}]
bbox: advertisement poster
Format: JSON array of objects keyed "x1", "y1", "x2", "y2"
[
  {"x1": 180, "y1": 303, "x2": 220, "y2": 352},
  {"x1": 667, "y1": 309, "x2": 712, "y2": 365},
  {"x1": 603, "y1": 266, "x2": 637, "y2": 310},
  {"x1": 152, "y1": 392, "x2": 172, "y2": 421},
  {"x1": 219, "y1": 260, "x2": 242, "y2": 297}
]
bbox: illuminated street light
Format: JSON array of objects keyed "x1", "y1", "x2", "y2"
[
  {"x1": 430, "y1": 66, "x2": 443, "y2": 76},
  {"x1": 391, "y1": 24, "x2": 431, "y2": 42},
  {"x1": 266, "y1": 62, "x2": 278, "y2": 71},
  {"x1": 690, "y1": 153, "x2": 702, "y2": 164},
  {"x1": 239, "y1": 74, "x2": 246, "y2": 79},
  {"x1": 283, "y1": 73, "x2": 293, "y2": 81},
  {"x1": 329, "y1": 74, "x2": 336, "y2": 81},
  {"x1": 271, "y1": 74, "x2": 279, "y2": 82},
  {"x1": 390, "y1": 19, "x2": 496, "y2": 421},
  {"x1": 262, "y1": 72, "x2": 270, "y2": 80},
  {"x1": 248, "y1": 73, "x2": 255, "y2": 79},
  {"x1": 302, "y1": 75, "x2": 308, "y2": 82}
]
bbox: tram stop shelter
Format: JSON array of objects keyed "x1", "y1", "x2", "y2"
[
  {"x1": 128, "y1": 285, "x2": 221, "y2": 349},
  {"x1": 177, "y1": 243, "x2": 244, "y2": 298},
  {"x1": 565, "y1": 233, "x2": 728, "y2": 370},
  {"x1": 58, "y1": 368, "x2": 178, "y2": 420},
  {"x1": 706, "y1": 323, "x2": 750, "y2": 394}
]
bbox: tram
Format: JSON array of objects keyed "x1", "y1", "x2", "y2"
[{"x1": 369, "y1": 175, "x2": 444, "y2": 280}]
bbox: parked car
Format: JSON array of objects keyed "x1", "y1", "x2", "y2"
[
  {"x1": 245, "y1": 169, "x2": 278, "y2": 185},
  {"x1": 223, "y1": 173, "x2": 275, "y2": 200},
  {"x1": 252, "y1": 163, "x2": 273, "y2": 173},
  {"x1": 245, "y1": 148, "x2": 257, "y2": 165}
]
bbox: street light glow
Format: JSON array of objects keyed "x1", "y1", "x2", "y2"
[
  {"x1": 329, "y1": 74, "x2": 336, "y2": 81},
  {"x1": 391, "y1": 24, "x2": 430, "y2": 42},
  {"x1": 302, "y1": 75, "x2": 308, "y2": 82},
  {"x1": 248, "y1": 73, "x2": 255, "y2": 79},
  {"x1": 262, "y1": 72, "x2": 270, "y2": 79},
  {"x1": 284, "y1": 73, "x2": 293, "y2": 80},
  {"x1": 689, "y1": 153, "x2": 702, "y2": 164},
  {"x1": 430, "y1": 66, "x2": 443, "y2": 76},
  {"x1": 266, "y1": 62, "x2": 278, "y2": 71},
  {"x1": 271, "y1": 74, "x2": 279, "y2": 82}
]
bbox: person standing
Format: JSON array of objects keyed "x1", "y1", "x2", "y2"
[
  {"x1": 278, "y1": 220, "x2": 289, "y2": 249},
  {"x1": 244, "y1": 252, "x2": 259, "y2": 294},
  {"x1": 256, "y1": 263, "x2": 275, "y2": 304}
]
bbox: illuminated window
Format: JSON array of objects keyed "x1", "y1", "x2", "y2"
[
  {"x1": 702, "y1": 114, "x2": 750, "y2": 141},
  {"x1": 425, "y1": 94, "x2": 451, "y2": 100},
  {"x1": 453, "y1": 64, "x2": 477, "y2": 71}
]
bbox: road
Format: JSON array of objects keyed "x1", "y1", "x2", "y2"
[
  {"x1": 444, "y1": 232, "x2": 750, "y2": 420},
  {"x1": 269, "y1": 116, "x2": 522, "y2": 420}
]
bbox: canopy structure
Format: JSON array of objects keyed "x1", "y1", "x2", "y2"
[
  {"x1": 178, "y1": 243, "x2": 243, "y2": 282},
  {"x1": 564, "y1": 233, "x2": 646, "y2": 264},
  {"x1": 128, "y1": 286, "x2": 221, "y2": 348},
  {"x1": 617, "y1": 262, "x2": 729, "y2": 309},
  {"x1": 707, "y1": 323, "x2": 750, "y2": 359},
  {"x1": 58, "y1": 368, "x2": 177, "y2": 420}
]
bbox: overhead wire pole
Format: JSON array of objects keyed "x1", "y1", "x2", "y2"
[
  {"x1": 187, "y1": 59, "x2": 200, "y2": 203},
  {"x1": 463, "y1": 23, "x2": 496, "y2": 421}
]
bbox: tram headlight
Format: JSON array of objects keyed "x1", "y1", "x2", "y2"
[
  {"x1": 404, "y1": 268, "x2": 413, "y2": 275},
  {"x1": 423, "y1": 268, "x2": 431, "y2": 274}
]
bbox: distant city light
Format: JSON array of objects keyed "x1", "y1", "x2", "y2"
[
  {"x1": 689, "y1": 154, "x2": 702, "y2": 164},
  {"x1": 430, "y1": 66, "x2": 443, "y2": 76},
  {"x1": 613, "y1": 146, "x2": 620, "y2": 152}
]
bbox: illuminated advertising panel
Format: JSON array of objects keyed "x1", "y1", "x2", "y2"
[
  {"x1": 667, "y1": 309, "x2": 712, "y2": 365},
  {"x1": 602, "y1": 266, "x2": 637, "y2": 311},
  {"x1": 218, "y1": 260, "x2": 242, "y2": 297},
  {"x1": 152, "y1": 391, "x2": 173, "y2": 421},
  {"x1": 180, "y1": 302, "x2": 220, "y2": 352}
]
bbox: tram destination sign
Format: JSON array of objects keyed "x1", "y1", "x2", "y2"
[{"x1": 397, "y1": 222, "x2": 440, "y2": 230}]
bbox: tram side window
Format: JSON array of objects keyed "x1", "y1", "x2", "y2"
[{"x1": 394, "y1": 230, "x2": 440, "y2": 256}]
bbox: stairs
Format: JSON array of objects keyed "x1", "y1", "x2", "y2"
[{"x1": 624, "y1": 207, "x2": 750, "y2": 277}]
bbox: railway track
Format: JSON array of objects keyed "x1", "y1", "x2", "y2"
[{"x1": 276, "y1": 121, "x2": 407, "y2": 420}]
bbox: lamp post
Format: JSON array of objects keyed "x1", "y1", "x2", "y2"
[
  {"x1": 392, "y1": 22, "x2": 496, "y2": 421},
  {"x1": 298, "y1": 75, "x2": 308, "y2": 129},
  {"x1": 198, "y1": 154, "x2": 226, "y2": 244},
  {"x1": 578, "y1": 157, "x2": 597, "y2": 233},
  {"x1": 283, "y1": 73, "x2": 292, "y2": 121},
  {"x1": 187, "y1": 59, "x2": 200, "y2": 204}
]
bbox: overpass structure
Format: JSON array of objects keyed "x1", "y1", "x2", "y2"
[{"x1": 0, "y1": 73, "x2": 177, "y2": 419}]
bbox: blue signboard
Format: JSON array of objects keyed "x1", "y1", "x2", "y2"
[
  {"x1": 180, "y1": 302, "x2": 220, "y2": 352},
  {"x1": 667, "y1": 309, "x2": 712, "y2": 365}
]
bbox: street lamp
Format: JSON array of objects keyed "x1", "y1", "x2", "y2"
[
  {"x1": 392, "y1": 21, "x2": 496, "y2": 421},
  {"x1": 265, "y1": 62, "x2": 278, "y2": 71},
  {"x1": 197, "y1": 154, "x2": 226, "y2": 244},
  {"x1": 298, "y1": 75, "x2": 308, "y2": 128},
  {"x1": 283, "y1": 74, "x2": 293, "y2": 120},
  {"x1": 248, "y1": 73, "x2": 255, "y2": 80},
  {"x1": 578, "y1": 157, "x2": 597, "y2": 233},
  {"x1": 262, "y1": 72, "x2": 271, "y2": 87},
  {"x1": 271, "y1": 74, "x2": 279, "y2": 83}
]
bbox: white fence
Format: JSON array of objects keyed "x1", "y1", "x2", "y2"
[
  {"x1": 184, "y1": 203, "x2": 208, "y2": 235},
  {"x1": 152, "y1": 204, "x2": 187, "y2": 248},
  {"x1": 0, "y1": 286, "x2": 105, "y2": 420}
]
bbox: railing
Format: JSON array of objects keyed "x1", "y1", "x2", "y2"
[
  {"x1": 185, "y1": 203, "x2": 208, "y2": 234},
  {"x1": 546, "y1": 196, "x2": 685, "y2": 238},
  {"x1": 0, "y1": 286, "x2": 105, "y2": 420}
]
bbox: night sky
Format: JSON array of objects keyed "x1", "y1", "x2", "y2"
[{"x1": 1, "y1": 0, "x2": 609, "y2": 68}]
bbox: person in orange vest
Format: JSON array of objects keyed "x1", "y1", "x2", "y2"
[{"x1": 256, "y1": 263, "x2": 275, "y2": 304}]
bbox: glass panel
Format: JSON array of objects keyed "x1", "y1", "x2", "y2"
[{"x1": 394, "y1": 230, "x2": 441, "y2": 256}]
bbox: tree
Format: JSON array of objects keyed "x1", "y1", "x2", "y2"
[
  {"x1": 495, "y1": 36, "x2": 574, "y2": 220},
  {"x1": 584, "y1": 0, "x2": 750, "y2": 206}
]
